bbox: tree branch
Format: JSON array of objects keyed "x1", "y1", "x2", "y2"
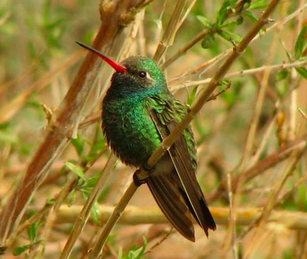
[
  {"x1": 52, "y1": 205, "x2": 307, "y2": 231},
  {"x1": 0, "y1": 0, "x2": 147, "y2": 246}
]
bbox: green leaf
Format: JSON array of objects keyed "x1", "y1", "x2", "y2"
[
  {"x1": 296, "y1": 67, "x2": 307, "y2": 79},
  {"x1": 201, "y1": 33, "x2": 215, "y2": 49},
  {"x1": 0, "y1": 122, "x2": 9, "y2": 130},
  {"x1": 243, "y1": 10, "x2": 258, "y2": 22},
  {"x1": 187, "y1": 86, "x2": 198, "y2": 106},
  {"x1": 67, "y1": 189, "x2": 76, "y2": 207},
  {"x1": 250, "y1": 0, "x2": 268, "y2": 9},
  {"x1": 220, "y1": 20, "x2": 238, "y2": 30},
  {"x1": 13, "y1": 244, "x2": 32, "y2": 256},
  {"x1": 218, "y1": 29, "x2": 242, "y2": 43},
  {"x1": 26, "y1": 212, "x2": 39, "y2": 242},
  {"x1": 13, "y1": 241, "x2": 40, "y2": 256},
  {"x1": 298, "y1": 185, "x2": 307, "y2": 211},
  {"x1": 98, "y1": 185, "x2": 112, "y2": 203},
  {"x1": 219, "y1": 79, "x2": 231, "y2": 88},
  {"x1": 294, "y1": 26, "x2": 307, "y2": 60},
  {"x1": 216, "y1": 0, "x2": 237, "y2": 26},
  {"x1": 275, "y1": 70, "x2": 289, "y2": 81},
  {"x1": 221, "y1": 16, "x2": 244, "y2": 30},
  {"x1": 26, "y1": 211, "x2": 39, "y2": 242},
  {"x1": 118, "y1": 247, "x2": 123, "y2": 258},
  {"x1": 220, "y1": 80, "x2": 242, "y2": 109},
  {"x1": 276, "y1": 83, "x2": 289, "y2": 98},
  {"x1": 0, "y1": 130, "x2": 18, "y2": 144},
  {"x1": 127, "y1": 238, "x2": 147, "y2": 259},
  {"x1": 27, "y1": 224, "x2": 39, "y2": 242},
  {"x1": 65, "y1": 162, "x2": 86, "y2": 180},
  {"x1": 91, "y1": 202, "x2": 102, "y2": 225},
  {"x1": 236, "y1": 16, "x2": 244, "y2": 25},
  {"x1": 71, "y1": 135, "x2": 85, "y2": 156},
  {"x1": 118, "y1": 237, "x2": 147, "y2": 259},
  {"x1": 79, "y1": 188, "x2": 101, "y2": 225},
  {"x1": 84, "y1": 130, "x2": 106, "y2": 163},
  {"x1": 279, "y1": 39, "x2": 292, "y2": 59},
  {"x1": 196, "y1": 15, "x2": 213, "y2": 29},
  {"x1": 86, "y1": 173, "x2": 101, "y2": 188},
  {"x1": 46, "y1": 198, "x2": 56, "y2": 205}
]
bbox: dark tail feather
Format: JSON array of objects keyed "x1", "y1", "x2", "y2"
[
  {"x1": 147, "y1": 175, "x2": 195, "y2": 241},
  {"x1": 178, "y1": 185, "x2": 216, "y2": 236}
]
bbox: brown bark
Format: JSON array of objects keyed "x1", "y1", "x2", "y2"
[{"x1": 0, "y1": 0, "x2": 146, "y2": 245}]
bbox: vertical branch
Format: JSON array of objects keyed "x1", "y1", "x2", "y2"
[
  {"x1": 60, "y1": 154, "x2": 117, "y2": 259},
  {"x1": 88, "y1": 0, "x2": 282, "y2": 257},
  {"x1": 153, "y1": 0, "x2": 187, "y2": 63},
  {"x1": 239, "y1": 29, "x2": 280, "y2": 172},
  {"x1": 148, "y1": 0, "x2": 281, "y2": 168},
  {"x1": 89, "y1": 182, "x2": 138, "y2": 258},
  {"x1": 289, "y1": 0, "x2": 305, "y2": 141},
  {"x1": 0, "y1": 0, "x2": 146, "y2": 246}
]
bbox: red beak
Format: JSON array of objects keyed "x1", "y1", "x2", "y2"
[{"x1": 76, "y1": 41, "x2": 127, "y2": 73}]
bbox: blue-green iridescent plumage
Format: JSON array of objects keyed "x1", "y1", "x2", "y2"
[
  {"x1": 102, "y1": 56, "x2": 195, "y2": 167},
  {"x1": 101, "y1": 55, "x2": 216, "y2": 241}
]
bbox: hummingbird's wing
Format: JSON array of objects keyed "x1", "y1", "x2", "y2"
[
  {"x1": 146, "y1": 174, "x2": 195, "y2": 241},
  {"x1": 147, "y1": 97, "x2": 216, "y2": 238}
]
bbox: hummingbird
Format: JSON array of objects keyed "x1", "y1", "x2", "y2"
[{"x1": 77, "y1": 42, "x2": 216, "y2": 241}]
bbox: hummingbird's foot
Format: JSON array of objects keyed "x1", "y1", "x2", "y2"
[
  {"x1": 133, "y1": 162, "x2": 155, "y2": 186},
  {"x1": 133, "y1": 170, "x2": 147, "y2": 186},
  {"x1": 142, "y1": 161, "x2": 155, "y2": 174}
]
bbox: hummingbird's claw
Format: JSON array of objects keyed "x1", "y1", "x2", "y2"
[
  {"x1": 133, "y1": 171, "x2": 147, "y2": 186},
  {"x1": 142, "y1": 161, "x2": 155, "y2": 173},
  {"x1": 133, "y1": 163, "x2": 154, "y2": 186}
]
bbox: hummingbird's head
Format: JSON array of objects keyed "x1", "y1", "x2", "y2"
[{"x1": 77, "y1": 42, "x2": 167, "y2": 96}]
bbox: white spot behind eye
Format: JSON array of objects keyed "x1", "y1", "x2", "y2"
[{"x1": 146, "y1": 72, "x2": 154, "y2": 81}]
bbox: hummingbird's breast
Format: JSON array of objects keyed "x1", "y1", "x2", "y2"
[{"x1": 102, "y1": 97, "x2": 161, "y2": 167}]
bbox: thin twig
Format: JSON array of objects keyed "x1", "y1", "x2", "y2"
[
  {"x1": 161, "y1": 0, "x2": 250, "y2": 69},
  {"x1": 244, "y1": 146, "x2": 306, "y2": 257},
  {"x1": 0, "y1": 51, "x2": 83, "y2": 124},
  {"x1": 60, "y1": 154, "x2": 117, "y2": 259},
  {"x1": 153, "y1": 0, "x2": 187, "y2": 63},
  {"x1": 238, "y1": 16, "x2": 280, "y2": 176},
  {"x1": 208, "y1": 136, "x2": 307, "y2": 202},
  {"x1": 170, "y1": 2, "x2": 307, "y2": 85},
  {"x1": 144, "y1": 228, "x2": 173, "y2": 255},
  {"x1": 0, "y1": 12, "x2": 10, "y2": 27},
  {"x1": 161, "y1": 29, "x2": 211, "y2": 69},
  {"x1": 89, "y1": 0, "x2": 282, "y2": 256},
  {"x1": 146, "y1": 0, "x2": 281, "y2": 172},
  {"x1": 89, "y1": 182, "x2": 138, "y2": 258},
  {"x1": 170, "y1": 59, "x2": 307, "y2": 91},
  {"x1": 298, "y1": 108, "x2": 307, "y2": 121},
  {"x1": 206, "y1": 82, "x2": 231, "y2": 102},
  {"x1": 134, "y1": 0, "x2": 156, "y2": 10},
  {"x1": 0, "y1": 0, "x2": 148, "y2": 246}
]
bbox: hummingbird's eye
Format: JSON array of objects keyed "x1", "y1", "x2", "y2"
[{"x1": 138, "y1": 71, "x2": 147, "y2": 78}]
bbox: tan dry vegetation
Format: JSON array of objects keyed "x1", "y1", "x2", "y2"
[{"x1": 0, "y1": 0, "x2": 307, "y2": 258}]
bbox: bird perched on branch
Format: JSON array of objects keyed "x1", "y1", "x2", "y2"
[{"x1": 77, "y1": 42, "x2": 216, "y2": 241}]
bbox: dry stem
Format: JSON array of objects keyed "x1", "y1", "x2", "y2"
[
  {"x1": 153, "y1": 0, "x2": 187, "y2": 63},
  {"x1": 170, "y1": 2, "x2": 307, "y2": 86},
  {"x1": 170, "y1": 59, "x2": 307, "y2": 91},
  {"x1": 89, "y1": 0, "x2": 282, "y2": 256},
  {"x1": 0, "y1": 0, "x2": 148, "y2": 246},
  {"x1": 50, "y1": 205, "x2": 307, "y2": 231},
  {"x1": 208, "y1": 136, "x2": 307, "y2": 202},
  {"x1": 59, "y1": 154, "x2": 117, "y2": 259}
]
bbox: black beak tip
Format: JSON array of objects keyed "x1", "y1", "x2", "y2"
[{"x1": 76, "y1": 41, "x2": 86, "y2": 48}]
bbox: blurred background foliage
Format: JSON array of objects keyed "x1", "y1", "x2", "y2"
[{"x1": 0, "y1": 0, "x2": 307, "y2": 258}]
